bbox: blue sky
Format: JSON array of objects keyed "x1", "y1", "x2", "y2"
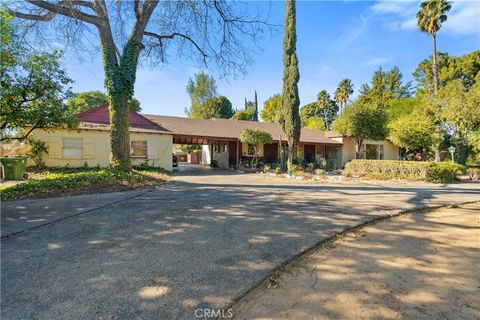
[{"x1": 64, "y1": 0, "x2": 480, "y2": 117}]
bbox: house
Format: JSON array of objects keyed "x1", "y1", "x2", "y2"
[{"x1": 29, "y1": 105, "x2": 399, "y2": 170}]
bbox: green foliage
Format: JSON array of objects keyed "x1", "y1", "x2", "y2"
[
  {"x1": 194, "y1": 96, "x2": 234, "y2": 119},
  {"x1": 417, "y1": 0, "x2": 452, "y2": 36},
  {"x1": 333, "y1": 100, "x2": 388, "y2": 158},
  {"x1": 178, "y1": 144, "x2": 202, "y2": 154},
  {"x1": 261, "y1": 94, "x2": 282, "y2": 123},
  {"x1": 359, "y1": 66, "x2": 412, "y2": 107},
  {"x1": 186, "y1": 72, "x2": 218, "y2": 118},
  {"x1": 239, "y1": 129, "x2": 273, "y2": 167},
  {"x1": 344, "y1": 160, "x2": 464, "y2": 183},
  {"x1": 388, "y1": 110, "x2": 441, "y2": 154},
  {"x1": 387, "y1": 97, "x2": 418, "y2": 121},
  {"x1": 316, "y1": 90, "x2": 339, "y2": 129},
  {"x1": 281, "y1": 0, "x2": 301, "y2": 165},
  {"x1": 231, "y1": 108, "x2": 257, "y2": 121},
  {"x1": 0, "y1": 10, "x2": 76, "y2": 141},
  {"x1": 304, "y1": 117, "x2": 326, "y2": 130},
  {"x1": 0, "y1": 168, "x2": 168, "y2": 200},
  {"x1": 413, "y1": 51, "x2": 480, "y2": 95},
  {"x1": 300, "y1": 91, "x2": 337, "y2": 131},
  {"x1": 239, "y1": 129, "x2": 273, "y2": 145},
  {"x1": 26, "y1": 138, "x2": 48, "y2": 168},
  {"x1": 243, "y1": 92, "x2": 259, "y2": 121},
  {"x1": 438, "y1": 79, "x2": 480, "y2": 164},
  {"x1": 66, "y1": 91, "x2": 141, "y2": 114},
  {"x1": 335, "y1": 79, "x2": 354, "y2": 112}
]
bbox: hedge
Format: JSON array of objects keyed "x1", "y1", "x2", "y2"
[{"x1": 343, "y1": 160, "x2": 466, "y2": 183}]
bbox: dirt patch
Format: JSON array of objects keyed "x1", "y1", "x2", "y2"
[{"x1": 232, "y1": 203, "x2": 480, "y2": 320}]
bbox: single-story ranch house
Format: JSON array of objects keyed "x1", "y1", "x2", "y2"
[{"x1": 29, "y1": 105, "x2": 399, "y2": 171}]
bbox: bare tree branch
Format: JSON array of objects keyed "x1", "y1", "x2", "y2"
[
  {"x1": 11, "y1": 0, "x2": 103, "y2": 26},
  {"x1": 144, "y1": 31, "x2": 208, "y2": 63}
]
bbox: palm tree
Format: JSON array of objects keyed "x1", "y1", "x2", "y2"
[
  {"x1": 335, "y1": 79, "x2": 354, "y2": 112},
  {"x1": 417, "y1": 0, "x2": 452, "y2": 94}
]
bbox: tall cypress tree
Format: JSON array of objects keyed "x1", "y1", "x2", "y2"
[
  {"x1": 254, "y1": 90, "x2": 259, "y2": 121},
  {"x1": 281, "y1": 0, "x2": 301, "y2": 170}
]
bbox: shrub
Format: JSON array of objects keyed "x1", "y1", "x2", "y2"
[
  {"x1": 0, "y1": 168, "x2": 169, "y2": 200},
  {"x1": 467, "y1": 168, "x2": 480, "y2": 181},
  {"x1": 314, "y1": 168, "x2": 324, "y2": 175},
  {"x1": 344, "y1": 160, "x2": 465, "y2": 183},
  {"x1": 26, "y1": 138, "x2": 48, "y2": 168}
]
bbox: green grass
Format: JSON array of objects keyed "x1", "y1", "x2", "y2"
[{"x1": 0, "y1": 167, "x2": 170, "y2": 201}]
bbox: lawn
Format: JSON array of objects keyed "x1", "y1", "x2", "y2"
[{"x1": 0, "y1": 167, "x2": 170, "y2": 201}]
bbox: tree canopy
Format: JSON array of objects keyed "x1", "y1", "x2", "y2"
[
  {"x1": 261, "y1": 94, "x2": 282, "y2": 123},
  {"x1": 359, "y1": 66, "x2": 412, "y2": 107},
  {"x1": 335, "y1": 79, "x2": 354, "y2": 112},
  {"x1": 281, "y1": 0, "x2": 301, "y2": 167},
  {"x1": 0, "y1": 10, "x2": 76, "y2": 141},
  {"x1": 304, "y1": 117, "x2": 326, "y2": 131},
  {"x1": 231, "y1": 108, "x2": 257, "y2": 121},
  {"x1": 186, "y1": 72, "x2": 218, "y2": 118},
  {"x1": 194, "y1": 96, "x2": 234, "y2": 119},
  {"x1": 8, "y1": 1, "x2": 273, "y2": 170},
  {"x1": 67, "y1": 91, "x2": 141, "y2": 114},
  {"x1": 333, "y1": 101, "x2": 388, "y2": 158},
  {"x1": 389, "y1": 110, "x2": 441, "y2": 157},
  {"x1": 413, "y1": 50, "x2": 480, "y2": 95},
  {"x1": 239, "y1": 128, "x2": 272, "y2": 167}
]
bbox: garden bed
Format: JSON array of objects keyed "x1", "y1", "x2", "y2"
[{"x1": 0, "y1": 167, "x2": 170, "y2": 201}]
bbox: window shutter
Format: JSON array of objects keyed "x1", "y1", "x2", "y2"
[
  {"x1": 48, "y1": 137, "x2": 61, "y2": 159},
  {"x1": 147, "y1": 141, "x2": 158, "y2": 159},
  {"x1": 83, "y1": 138, "x2": 94, "y2": 159}
]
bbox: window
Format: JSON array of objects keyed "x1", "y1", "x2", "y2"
[
  {"x1": 63, "y1": 138, "x2": 83, "y2": 159},
  {"x1": 247, "y1": 144, "x2": 256, "y2": 155},
  {"x1": 363, "y1": 144, "x2": 384, "y2": 160},
  {"x1": 131, "y1": 141, "x2": 147, "y2": 158}
]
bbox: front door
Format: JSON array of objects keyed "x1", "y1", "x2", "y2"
[
  {"x1": 304, "y1": 144, "x2": 316, "y2": 162},
  {"x1": 228, "y1": 141, "x2": 237, "y2": 167}
]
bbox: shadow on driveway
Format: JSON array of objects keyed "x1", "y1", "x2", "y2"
[{"x1": 1, "y1": 167, "x2": 479, "y2": 319}]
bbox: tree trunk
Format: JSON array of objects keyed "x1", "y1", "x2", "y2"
[
  {"x1": 432, "y1": 34, "x2": 438, "y2": 94},
  {"x1": 101, "y1": 36, "x2": 143, "y2": 171},
  {"x1": 287, "y1": 140, "x2": 294, "y2": 174},
  {"x1": 109, "y1": 93, "x2": 131, "y2": 170},
  {"x1": 355, "y1": 139, "x2": 363, "y2": 159}
]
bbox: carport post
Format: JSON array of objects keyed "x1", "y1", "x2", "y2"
[{"x1": 236, "y1": 139, "x2": 240, "y2": 169}]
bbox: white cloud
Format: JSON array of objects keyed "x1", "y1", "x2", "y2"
[
  {"x1": 372, "y1": 1, "x2": 414, "y2": 14},
  {"x1": 362, "y1": 57, "x2": 390, "y2": 67},
  {"x1": 444, "y1": 1, "x2": 480, "y2": 36},
  {"x1": 373, "y1": 0, "x2": 480, "y2": 36}
]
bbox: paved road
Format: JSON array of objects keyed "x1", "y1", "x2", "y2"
[{"x1": 2, "y1": 165, "x2": 480, "y2": 319}]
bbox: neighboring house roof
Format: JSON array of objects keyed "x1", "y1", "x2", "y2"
[
  {"x1": 144, "y1": 115, "x2": 341, "y2": 145},
  {"x1": 76, "y1": 105, "x2": 170, "y2": 134}
]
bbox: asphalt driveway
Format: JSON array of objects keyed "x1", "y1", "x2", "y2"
[{"x1": 2, "y1": 165, "x2": 480, "y2": 319}]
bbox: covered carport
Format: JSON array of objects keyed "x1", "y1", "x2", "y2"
[{"x1": 143, "y1": 114, "x2": 344, "y2": 169}]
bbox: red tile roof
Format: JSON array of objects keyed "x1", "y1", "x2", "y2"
[{"x1": 76, "y1": 105, "x2": 170, "y2": 133}]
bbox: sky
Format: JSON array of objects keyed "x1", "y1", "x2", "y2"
[{"x1": 63, "y1": 0, "x2": 480, "y2": 118}]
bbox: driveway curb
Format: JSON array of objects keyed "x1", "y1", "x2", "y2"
[{"x1": 223, "y1": 200, "x2": 480, "y2": 318}]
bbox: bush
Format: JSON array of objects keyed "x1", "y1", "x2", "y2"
[
  {"x1": 314, "y1": 168, "x2": 324, "y2": 175},
  {"x1": 0, "y1": 168, "x2": 169, "y2": 200},
  {"x1": 26, "y1": 138, "x2": 48, "y2": 168},
  {"x1": 467, "y1": 168, "x2": 480, "y2": 182},
  {"x1": 343, "y1": 160, "x2": 465, "y2": 183}
]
